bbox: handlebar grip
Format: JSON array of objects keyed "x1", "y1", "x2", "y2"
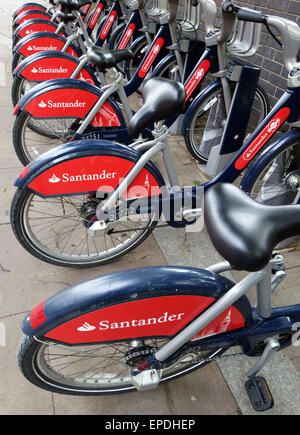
[
  {"x1": 222, "y1": 1, "x2": 236, "y2": 14},
  {"x1": 237, "y1": 8, "x2": 268, "y2": 24}
]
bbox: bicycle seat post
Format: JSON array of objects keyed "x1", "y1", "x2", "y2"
[{"x1": 256, "y1": 262, "x2": 272, "y2": 319}]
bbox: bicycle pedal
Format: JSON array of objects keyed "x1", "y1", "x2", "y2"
[{"x1": 245, "y1": 376, "x2": 274, "y2": 412}]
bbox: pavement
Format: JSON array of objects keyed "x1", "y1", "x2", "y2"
[{"x1": 0, "y1": 0, "x2": 299, "y2": 416}]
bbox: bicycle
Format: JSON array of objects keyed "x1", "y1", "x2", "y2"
[
  {"x1": 11, "y1": 0, "x2": 268, "y2": 166},
  {"x1": 17, "y1": 181, "x2": 300, "y2": 412}
]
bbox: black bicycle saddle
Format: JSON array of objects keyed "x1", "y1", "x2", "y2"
[
  {"x1": 87, "y1": 46, "x2": 133, "y2": 72},
  {"x1": 204, "y1": 183, "x2": 300, "y2": 272},
  {"x1": 128, "y1": 77, "x2": 186, "y2": 138}
]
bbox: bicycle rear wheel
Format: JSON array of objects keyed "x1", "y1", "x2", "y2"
[
  {"x1": 18, "y1": 334, "x2": 225, "y2": 395},
  {"x1": 11, "y1": 188, "x2": 160, "y2": 268}
]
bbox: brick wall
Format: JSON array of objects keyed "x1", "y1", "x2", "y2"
[{"x1": 178, "y1": 0, "x2": 300, "y2": 111}]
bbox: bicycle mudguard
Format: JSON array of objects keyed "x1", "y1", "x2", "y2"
[
  {"x1": 13, "y1": 3, "x2": 47, "y2": 19},
  {"x1": 14, "y1": 78, "x2": 125, "y2": 128},
  {"x1": 21, "y1": 266, "x2": 251, "y2": 345},
  {"x1": 13, "y1": 19, "x2": 66, "y2": 41},
  {"x1": 13, "y1": 33, "x2": 79, "y2": 58},
  {"x1": 13, "y1": 10, "x2": 52, "y2": 29},
  {"x1": 14, "y1": 51, "x2": 97, "y2": 86},
  {"x1": 14, "y1": 139, "x2": 165, "y2": 198}
]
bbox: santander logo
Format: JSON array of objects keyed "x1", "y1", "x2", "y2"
[
  {"x1": 26, "y1": 44, "x2": 57, "y2": 52},
  {"x1": 267, "y1": 118, "x2": 280, "y2": 133},
  {"x1": 48, "y1": 170, "x2": 117, "y2": 184},
  {"x1": 77, "y1": 322, "x2": 96, "y2": 332},
  {"x1": 38, "y1": 99, "x2": 87, "y2": 109},
  {"x1": 235, "y1": 107, "x2": 290, "y2": 170},
  {"x1": 48, "y1": 174, "x2": 61, "y2": 183},
  {"x1": 31, "y1": 66, "x2": 69, "y2": 75},
  {"x1": 77, "y1": 311, "x2": 186, "y2": 333}
]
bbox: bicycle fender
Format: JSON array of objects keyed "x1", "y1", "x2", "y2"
[
  {"x1": 13, "y1": 32, "x2": 79, "y2": 58},
  {"x1": 108, "y1": 21, "x2": 126, "y2": 49},
  {"x1": 13, "y1": 19, "x2": 66, "y2": 41},
  {"x1": 150, "y1": 52, "x2": 176, "y2": 78},
  {"x1": 14, "y1": 78, "x2": 124, "y2": 128},
  {"x1": 14, "y1": 139, "x2": 165, "y2": 198},
  {"x1": 21, "y1": 266, "x2": 251, "y2": 345},
  {"x1": 240, "y1": 128, "x2": 300, "y2": 192},
  {"x1": 13, "y1": 3, "x2": 47, "y2": 19},
  {"x1": 14, "y1": 51, "x2": 97, "y2": 86},
  {"x1": 181, "y1": 80, "x2": 221, "y2": 136}
]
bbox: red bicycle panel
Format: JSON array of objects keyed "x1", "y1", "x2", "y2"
[
  {"x1": 185, "y1": 59, "x2": 211, "y2": 102},
  {"x1": 99, "y1": 10, "x2": 118, "y2": 40},
  {"x1": 15, "y1": 6, "x2": 46, "y2": 17},
  {"x1": 27, "y1": 155, "x2": 162, "y2": 198},
  {"x1": 24, "y1": 87, "x2": 99, "y2": 118},
  {"x1": 138, "y1": 38, "x2": 165, "y2": 78},
  {"x1": 41, "y1": 295, "x2": 245, "y2": 344},
  {"x1": 17, "y1": 23, "x2": 64, "y2": 39},
  {"x1": 16, "y1": 12, "x2": 52, "y2": 26},
  {"x1": 18, "y1": 37, "x2": 78, "y2": 58},
  {"x1": 89, "y1": 2, "x2": 104, "y2": 30},
  {"x1": 235, "y1": 107, "x2": 291, "y2": 170},
  {"x1": 20, "y1": 57, "x2": 95, "y2": 84},
  {"x1": 118, "y1": 23, "x2": 136, "y2": 50}
]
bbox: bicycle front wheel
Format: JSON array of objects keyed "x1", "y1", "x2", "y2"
[{"x1": 18, "y1": 334, "x2": 225, "y2": 395}]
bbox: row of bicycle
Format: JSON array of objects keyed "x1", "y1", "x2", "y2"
[
  {"x1": 7, "y1": 0, "x2": 300, "y2": 411},
  {"x1": 9, "y1": 0, "x2": 300, "y2": 269}
]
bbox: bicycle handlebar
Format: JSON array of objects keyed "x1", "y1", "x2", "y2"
[
  {"x1": 237, "y1": 7, "x2": 300, "y2": 72},
  {"x1": 237, "y1": 8, "x2": 267, "y2": 24},
  {"x1": 220, "y1": 1, "x2": 300, "y2": 73}
]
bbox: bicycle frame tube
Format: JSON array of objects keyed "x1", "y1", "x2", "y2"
[
  {"x1": 151, "y1": 268, "x2": 268, "y2": 364},
  {"x1": 204, "y1": 87, "x2": 300, "y2": 189},
  {"x1": 95, "y1": 1, "x2": 123, "y2": 47},
  {"x1": 116, "y1": 9, "x2": 143, "y2": 50}
]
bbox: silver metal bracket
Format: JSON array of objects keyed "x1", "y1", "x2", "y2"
[
  {"x1": 247, "y1": 338, "x2": 280, "y2": 379},
  {"x1": 88, "y1": 220, "x2": 107, "y2": 237},
  {"x1": 131, "y1": 369, "x2": 161, "y2": 391}
]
